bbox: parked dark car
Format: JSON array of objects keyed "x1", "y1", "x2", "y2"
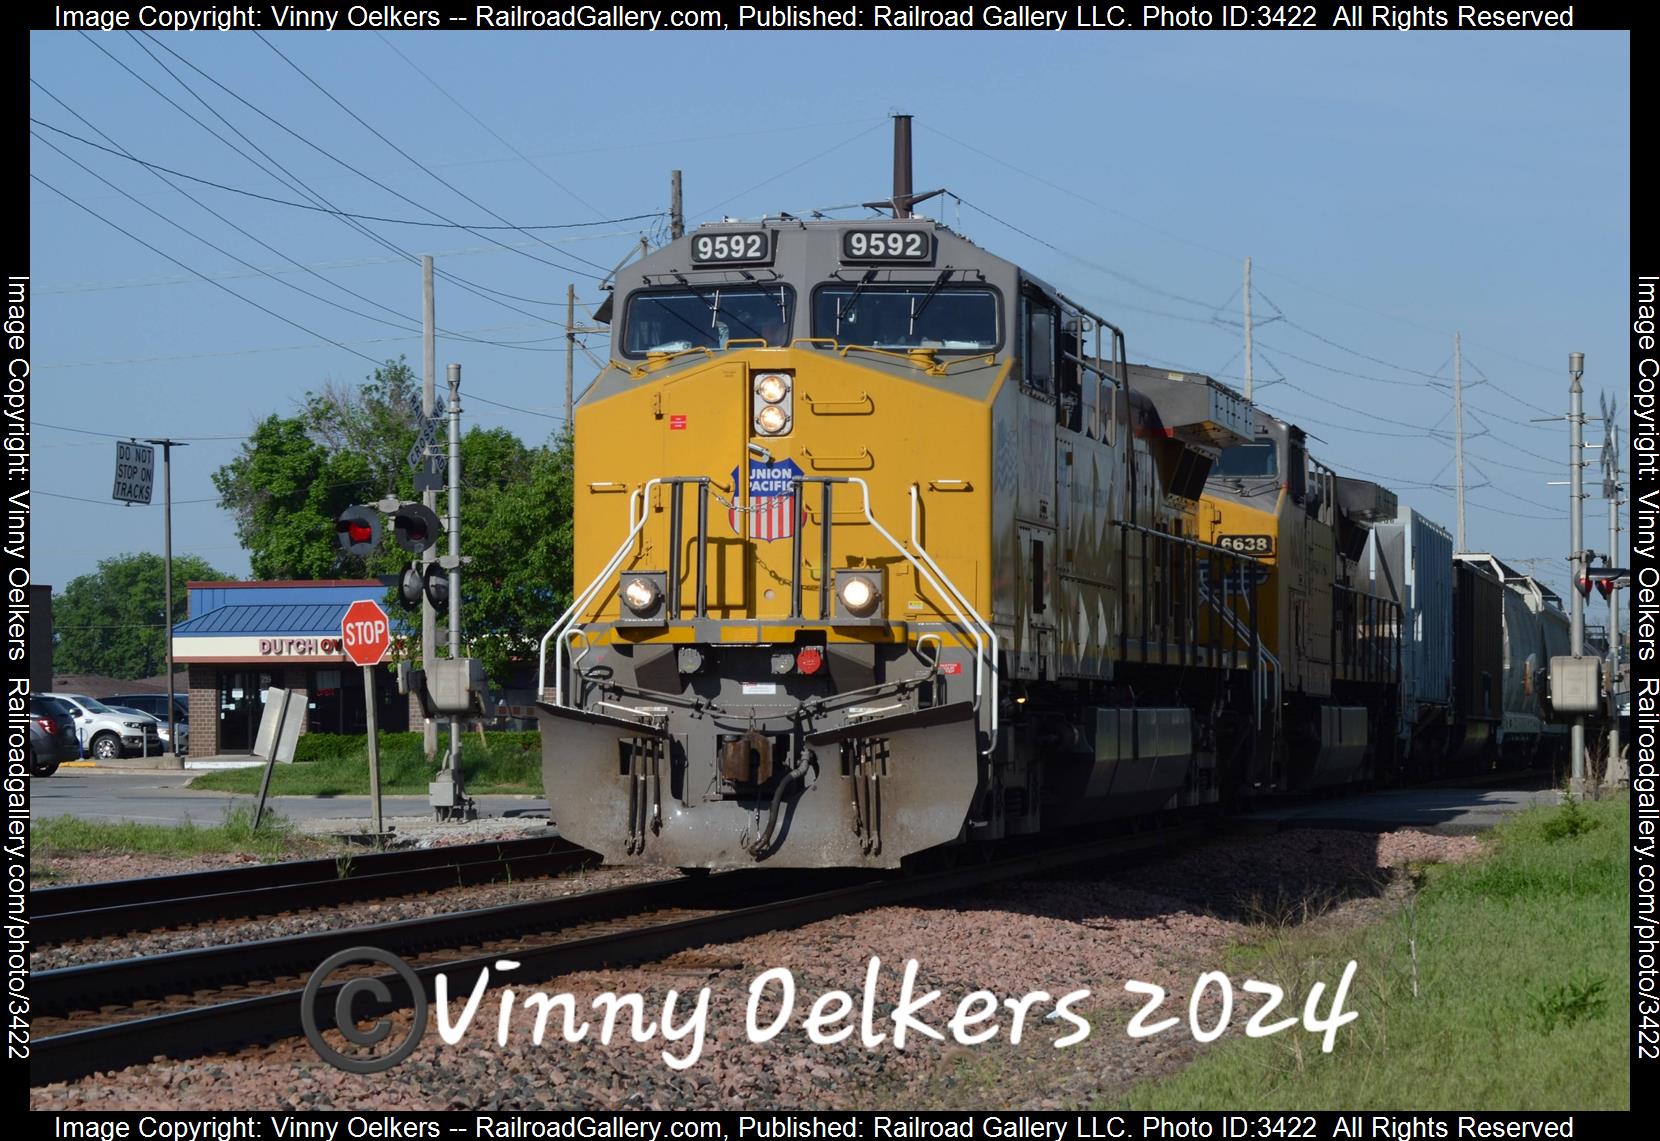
[{"x1": 29, "y1": 695, "x2": 80, "y2": 776}]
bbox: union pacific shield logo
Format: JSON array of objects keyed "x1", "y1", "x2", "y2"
[{"x1": 731, "y1": 458, "x2": 804, "y2": 542}]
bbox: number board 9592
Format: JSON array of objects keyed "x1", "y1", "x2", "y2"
[
  {"x1": 1217, "y1": 534, "x2": 1274, "y2": 555},
  {"x1": 841, "y1": 229, "x2": 933, "y2": 263},
  {"x1": 689, "y1": 231, "x2": 773, "y2": 266}
]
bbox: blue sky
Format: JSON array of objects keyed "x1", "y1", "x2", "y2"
[{"x1": 29, "y1": 29, "x2": 1630, "y2": 613}]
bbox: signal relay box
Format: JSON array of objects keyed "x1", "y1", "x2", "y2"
[{"x1": 1547, "y1": 656, "x2": 1602, "y2": 714}]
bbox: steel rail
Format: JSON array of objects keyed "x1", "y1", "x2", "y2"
[
  {"x1": 33, "y1": 835, "x2": 575, "y2": 917},
  {"x1": 36, "y1": 840, "x2": 595, "y2": 944}
]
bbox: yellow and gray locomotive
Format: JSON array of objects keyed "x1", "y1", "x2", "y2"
[{"x1": 535, "y1": 213, "x2": 1311, "y2": 869}]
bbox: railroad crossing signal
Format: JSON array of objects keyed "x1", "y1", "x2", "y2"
[
  {"x1": 1578, "y1": 567, "x2": 1627, "y2": 600},
  {"x1": 337, "y1": 502, "x2": 445, "y2": 558},
  {"x1": 392, "y1": 503, "x2": 443, "y2": 553},
  {"x1": 340, "y1": 599, "x2": 392, "y2": 666},
  {"x1": 335, "y1": 506, "x2": 382, "y2": 557}
]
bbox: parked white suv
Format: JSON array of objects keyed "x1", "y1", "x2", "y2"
[
  {"x1": 107, "y1": 692, "x2": 190, "y2": 757},
  {"x1": 43, "y1": 693, "x2": 165, "y2": 760}
]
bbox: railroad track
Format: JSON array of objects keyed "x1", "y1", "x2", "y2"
[
  {"x1": 28, "y1": 823, "x2": 1198, "y2": 1086},
  {"x1": 33, "y1": 834, "x2": 595, "y2": 943}
]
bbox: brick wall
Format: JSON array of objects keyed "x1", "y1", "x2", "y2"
[{"x1": 187, "y1": 665, "x2": 217, "y2": 757}]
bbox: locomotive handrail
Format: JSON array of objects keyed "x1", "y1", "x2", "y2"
[
  {"x1": 834, "y1": 476, "x2": 996, "y2": 751},
  {"x1": 1114, "y1": 520, "x2": 1282, "y2": 730},
  {"x1": 539, "y1": 480, "x2": 660, "y2": 705},
  {"x1": 1198, "y1": 579, "x2": 1282, "y2": 729},
  {"x1": 909, "y1": 483, "x2": 1000, "y2": 754}
]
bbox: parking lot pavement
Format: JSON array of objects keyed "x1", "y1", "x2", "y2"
[{"x1": 29, "y1": 769, "x2": 549, "y2": 828}]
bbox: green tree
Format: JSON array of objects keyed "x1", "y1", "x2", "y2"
[
  {"x1": 53, "y1": 553, "x2": 233, "y2": 679},
  {"x1": 212, "y1": 358, "x2": 575, "y2": 683},
  {"x1": 460, "y1": 431, "x2": 575, "y2": 680},
  {"x1": 213, "y1": 360, "x2": 419, "y2": 580}
]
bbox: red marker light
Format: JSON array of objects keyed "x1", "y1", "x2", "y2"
[
  {"x1": 796, "y1": 647, "x2": 824, "y2": 676},
  {"x1": 347, "y1": 521, "x2": 375, "y2": 544}
]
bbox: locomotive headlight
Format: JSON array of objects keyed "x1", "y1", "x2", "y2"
[
  {"x1": 838, "y1": 575, "x2": 878, "y2": 615},
  {"x1": 623, "y1": 577, "x2": 661, "y2": 613},
  {"x1": 751, "y1": 369, "x2": 793, "y2": 436}
]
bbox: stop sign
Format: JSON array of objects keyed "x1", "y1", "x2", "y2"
[{"x1": 340, "y1": 599, "x2": 391, "y2": 666}]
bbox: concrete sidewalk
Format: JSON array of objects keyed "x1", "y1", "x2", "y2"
[{"x1": 33, "y1": 769, "x2": 549, "y2": 831}]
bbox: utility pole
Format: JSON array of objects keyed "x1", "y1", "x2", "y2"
[
  {"x1": 1243, "y1": 257, "x2": 1253, "y2": 403},
  {"x1": 421, "y1": 255, "x2": 438, "y2": 763},
  {"x1": 1568, "y1": 352, "x2": 1586, "y2": 795},
  {"x1": 669, "y1": 170, "x2": 684, "y2": 240},
  {"x1": 566, "y1": 284, "x2": 576, "y2": 430},
  {"x1": 1454, "y1": 332, "x2": 1465, "y2": 550},
  {"x1": 143, "y1": 437, "x2": 186, "y2": 770}
]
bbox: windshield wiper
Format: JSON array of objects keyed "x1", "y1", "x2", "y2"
[
  {"x1": 670, "y1": 276, "x2": 767, "y2": 341},
  {"x1": 909, "y1": 268, "x2": 954, "y2": 330},
  {"x1": 835, "y1": 269, "x2": 878, "y2": 334}
]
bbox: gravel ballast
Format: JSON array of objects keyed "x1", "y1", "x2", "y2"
[{"x1": 30, "y1": 828, "x2": 1482, "y2": 1111}]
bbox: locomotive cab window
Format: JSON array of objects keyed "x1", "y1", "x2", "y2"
[
  {"x1": 623, "y1": 285, "x2": 794, "y2": 356},
  {"x1": 810, "y1": 285, "x2": 997, "y2": 352},
  {"x1": 1212, "y1": 442, "x2": 1278, "y2": 478},
  {"x1": 1022, "y1": 294, "x2": 1056, "y2": 394}
]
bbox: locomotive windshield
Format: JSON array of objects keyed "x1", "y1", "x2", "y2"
[
  {"x1": 812, "y1": 285, "x2": 998, "y2": 352},
  {"x1": 1212, "y1": 441, "x2": 1278, "y2": 478},
  {"x1": 623, "y1": 285, "x2": 793, "y2": 355}
]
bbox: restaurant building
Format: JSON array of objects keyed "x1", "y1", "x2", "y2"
[{"x1": 173, "y1": 580, "x2": 412, "y2": 756}]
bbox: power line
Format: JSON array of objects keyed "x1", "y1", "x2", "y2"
[
  {"x1": 690, "y1": 121, "x2": 887, "y2": 222},
  {"x1": 255, "y1": 34, "x2": 613, "y2": 278},
  {"x1": 33, "y1": 128, "x2": 427, "y2": 340},
  {"x1": 374, "y1": 32, "x2": 604, "y2": 219},
  {"x1": 31, "y1": 116, "x2": 660, "y2": 234},
  {"x1": 120, "y1": 34, "x2": 607, "y2": 318},
  {"x1": 954, "y1": 194, "x2": 1224, "y2": 312},
  {"x1": 38, "y1": 490, "x2": 220, "y2": 507},
  {"x1": 35, "y1": 322, "x2": 607, "y2": 370},
  {"x1": 33, "y1": 172, "x2": 386, "y2": 366},
  {"x1": 32, "y1": 80, "x2": 417, "y2": 334},
  {"x1": 36, "y1": 422, "x2": 247, "y2": 442},
  {"x1": 463, "y1": 391, "x2": 566, "y2": 423}
]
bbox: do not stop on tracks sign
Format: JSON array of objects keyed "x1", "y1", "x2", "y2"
[{"x1": 341, "y1": 599, "x2": 391, "y2": 666}]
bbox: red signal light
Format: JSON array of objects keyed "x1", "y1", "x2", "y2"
[
  {"x1": 1575, "y1": 576, "x2": 1592, "y2": 599},
  {"x1": 1596, "y1": 578, "x2": 1615, "y2": 600},
  {"x1": 335, "y1": 506, "x2": 381, "y2": 557},
  {"x1": 796, "y1": 647, "x2": 823, "y2": 676}
]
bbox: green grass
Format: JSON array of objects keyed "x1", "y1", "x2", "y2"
[
  {"x1": 1119, "y1": 793, "x2": 1630, "y2": 1111},
  {"x1": 186, "y1": 731, "x2": 543, "y2": 796},
  {"x1": 31, "y1": 805, "x2": 319, "y2": 861}
]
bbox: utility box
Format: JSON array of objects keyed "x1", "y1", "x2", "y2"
[
  {"x1": 423, "y1": 657, "x2": 488, "y2": 717},
  {"x1": 1548, "y1": 656, "x2": 1602, "y2": 714}
]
